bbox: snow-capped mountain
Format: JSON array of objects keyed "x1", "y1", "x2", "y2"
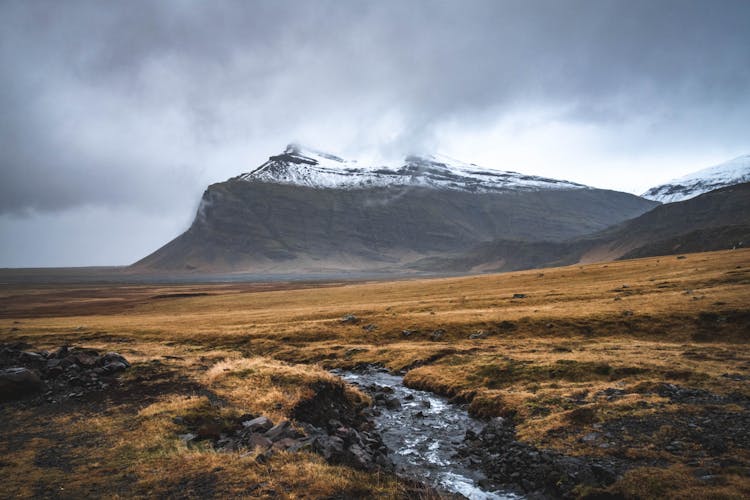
[
  {"x1": 239, "y1": 144, "x2": 588, "y2": 192},
  {"x1": 642, "y1": 154, "x2": 750, "y2": 203},
  {"x1": 134, "y1": 144, "x2": 658, "y2": 273}
]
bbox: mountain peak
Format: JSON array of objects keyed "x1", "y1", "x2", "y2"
[
  {"x1": 240, "y1": 146, "x2": 587, "y2": 193},
  {"x1": 642, "y1": 154, "x2": 750, "y2": 203}
]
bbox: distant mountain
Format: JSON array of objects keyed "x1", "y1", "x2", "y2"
[
  {"x1": 134, "y1": 144, "x2": 657, "y2": 273},
  {"x1": 415, "y1": 182, "x2": 750, "y2": 273},
  {"x1": 642, "y1": 154, "x2": 750, "y2": 203}
]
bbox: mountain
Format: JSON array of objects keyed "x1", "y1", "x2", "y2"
[
  {"x1": 239, "y1": 144, "x2": 588, "y2": 192},
  {"x1": 642, "y1": 154, "x2": 750, "y2": 203},
  {"x1": 415, "y1": 182, "x2": 750, "y2": 273},
  {"x1": 134, "y1": 145, "x2": 657, "y2": 273}
]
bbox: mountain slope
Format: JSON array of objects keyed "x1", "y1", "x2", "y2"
[
  {"x1": 642, "y1": 154, "x2": 750, "y2": 203},
  {"x1": 418, "y1": 182, "x2": 750, "y2": 273},
  {"x1": 135, "y1": 146, "x2": 657, "y2": 273}
]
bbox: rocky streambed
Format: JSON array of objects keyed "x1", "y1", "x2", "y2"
[
  {"x1": 336, "y1": 367, "x2": 631, "y2": 499},
  {"x1": 336, "y1": 367, "x2": 519, "y2": 499}
]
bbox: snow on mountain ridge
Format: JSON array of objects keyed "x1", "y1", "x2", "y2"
[
  {"x1": 239, "y1": 144, "x2": 589, "y2": 192},
  {"x1": 642, "y1": 154, "x2": 750, "y2": 203}
]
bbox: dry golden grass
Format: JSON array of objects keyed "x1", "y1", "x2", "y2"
[{"x1": 1, "y1": 248, "x2": 749, "y2": 498}]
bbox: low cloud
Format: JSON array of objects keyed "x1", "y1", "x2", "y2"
[{"x1": 1, "y1": 0, "x2": 748, "y2": 264}]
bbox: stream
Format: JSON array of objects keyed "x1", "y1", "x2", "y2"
[{"x1": 335, "y1": 368, "x2": 520, "y2": 500}]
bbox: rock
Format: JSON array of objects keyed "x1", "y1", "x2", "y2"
[
  {"x1": 401, "y1": 329, "x2": 417, "y2": 337},
  {"x1": 512, "y1": 293, "x2": 527, "y2": 299},
  {"x1": 73, "y1": 353, "x2": 98, "y2": 367},
  {"x1": 244, "y1": 433, "x2": 273, "y2": 451},
  {"x1": 430, "y1": 329, "x2": 446, "y2": 341},
  {"x1": 469, "y1": 330, "x2": 488, "y2": 340},
  {"x1": 102, "y1": 361, "x2": 129, "y2": 374},
  {"x1": 18, "y1": 351, "x2": 45, "y2": 364},
  {"x1": 340, "y1": 314, "x2": 359, "y2": 325},
  {"x1": 590, "y1": 463, "x2": 617, "y2": 484},
  {"x1": 178, "y1": 433, "x2": 197, "y2": 443},
  {"x1": 271, "y1": 437, "x2": 298, "y2": 451},
  {"x1": 100, "y1": 352, "x2": 131, "y2": 368},
  {"x1": 264, "y1": 420, "x2": 292, "y2": 441},
  {"x1": 362, "y1": 324, "x2": 377, "y2": 332},
  {"x1": 313, "y1": 435, "x2": 346, "y2": 461},
  {"x1": 347, "y1": 443, "x2": 373, "y2": 469},
  {"x1": 581, "y1": 432, "x2": 600, "y2": 443},
  {"x1": 243, "y1": 416, "x2": 274, "y2": 433},
  {"x1": 0, "y1": 367, "x2": 43, "y2": 401},
  {"x1": 50, "y1": 346, "x2": 69, "y2": 359},
  {"x1": 385, "y1": 397, "x2": 402, "y2": 410}
]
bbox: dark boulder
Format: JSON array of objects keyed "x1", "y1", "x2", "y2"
[{"x1": 0, "y1": 367, "x2": 43, "y2": 402}]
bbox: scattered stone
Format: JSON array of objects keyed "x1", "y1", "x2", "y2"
[
  {"x1": 430, "y1": 329, "x2": 446, "y2": 341},
  {"x1": 401, "y1": 329, "x2": 418, "y2": 337},
  {"x1": 178, "y1": 433, "x2": 197, "y2": 443},
  {"x1": 340, "y1": 314, "x2": 360, "y2": 325},
  {"x1": 512, "y1": 293, "x2": 527, "y2": 299},
  {"x1": 469, "y1": 330, "x2": 488, "y2": 340},
  {"x1": 385, "y1": 397, "x2": 402, "y2": 410},
  {"x1": 0, "y1": 344, "x2": 130, "y2": 403},
  {"x1": 243, "y1": 416, "x2": 274, "y2": 433},
  {"x1": 264, "y1": 420, "x2": 293, "y2": 441},
  {"x1": 462, "y1": 416, "x2": 623, "y2": 497},
  {"x1": 362, "y1": 324, "x2": 377, "y2": 332}
]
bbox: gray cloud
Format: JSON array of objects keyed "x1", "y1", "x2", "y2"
[{"x1": 1, "y1": 0, "x2": 749, "y2": 265}]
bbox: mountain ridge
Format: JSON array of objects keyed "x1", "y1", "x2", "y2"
[
  {"x1": 237, "y1": 144, "x2": 589, "y2": 192},
  {"x1": 642, "y1": 154, "x2": 750, "y2": 203},
  {"x1": 413, "y1": 182, "x2": 750, "y2": 274}
]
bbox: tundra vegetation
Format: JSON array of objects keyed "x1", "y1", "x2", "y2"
[{"x1": 1, "y1": 248, "x2": 749, "y2": 498}]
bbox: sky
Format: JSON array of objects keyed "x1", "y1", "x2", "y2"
[{"x1": 1, "y1": 0, "x2": 749, "y2": 267}]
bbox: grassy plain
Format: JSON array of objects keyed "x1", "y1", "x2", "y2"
[{"x1": 1, "y1": 248, "x2": 749, "y2": 498}]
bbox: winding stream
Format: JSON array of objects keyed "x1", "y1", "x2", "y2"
[{"x1": 335, "y1": 368, "x2": 519, "y2": 500}]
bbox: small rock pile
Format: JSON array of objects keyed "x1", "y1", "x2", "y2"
[
  {"x1": 0, "y1": 343, "x2": 130, "y2": 403},
  {"x1": 184, "y1": 414, "x2": 391, "y2": 471},
  {"x1": 177, "y1": 385, "x2": 392, "y2": 471}
]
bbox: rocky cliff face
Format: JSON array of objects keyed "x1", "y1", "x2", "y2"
[{"x1": 134, "y1": 145, "x2": 658, "y2": 273}]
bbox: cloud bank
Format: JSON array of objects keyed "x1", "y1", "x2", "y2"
[{"x1": 1, "y1": 0, "x2": 748, "y2": 265}]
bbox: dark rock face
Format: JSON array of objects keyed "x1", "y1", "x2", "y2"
[
  {"x1": 134, "y1": 176, "x2": 656, "y2": 272},
  {"x1": 0, "y1": 343, "x2": 131, "y2": 403}
]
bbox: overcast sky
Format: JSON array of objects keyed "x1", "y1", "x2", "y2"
[{"x1": 1, "y1": 0, "x2": 749, "y2": 267}]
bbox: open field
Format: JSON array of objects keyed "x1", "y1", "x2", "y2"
[{"x1": 1, "y1": 248, "x2": 750, "y2": 498}]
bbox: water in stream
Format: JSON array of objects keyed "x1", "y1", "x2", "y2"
[{"x1": 336, "y1": 369, "x2": 519, "y2": 500}]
